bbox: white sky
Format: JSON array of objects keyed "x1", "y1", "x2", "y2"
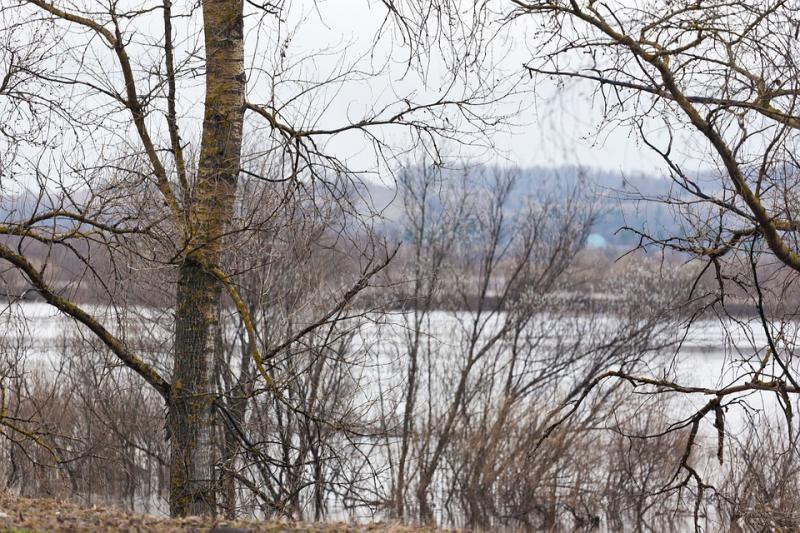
[
  {"x1": 277, "y1": 0, "x2": 674, "y2": 176},
  {"x1": 0, "y1": 0, "x2": 693, "y2": 190}
]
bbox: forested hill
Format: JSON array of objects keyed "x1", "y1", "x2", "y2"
[
  {"x1": 0, "y1": 165, "x2": 700, "y2": 305},
  {"x1": 366, "y1": 165, "x2": 704, "y2": 249}
]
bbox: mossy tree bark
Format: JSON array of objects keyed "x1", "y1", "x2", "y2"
[{"x1": 168, "y1": 0, "x2": 245, "y2": 517}]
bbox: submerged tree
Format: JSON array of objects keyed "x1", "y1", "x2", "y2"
[
  {"x1": 512, "y1": 0, "x2": 800, "y2": 528},
  {"x1": 378, "y1": 162, "x2": 684, "y2": 528}
]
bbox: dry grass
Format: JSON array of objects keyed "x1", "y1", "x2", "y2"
[{"x1": 0, "y1": 493, "x2": 450, "y2": 533}]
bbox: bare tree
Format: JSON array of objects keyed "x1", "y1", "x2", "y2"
[
  {"x1": 377, "y1": 161, "x2": 683, "y2": 528},
  {"x1": 508, "y1": 0, "x2": 800, "y2": 528},
  {"x1": 0, "y1": 0, "x2": 511, "y2": 517}
]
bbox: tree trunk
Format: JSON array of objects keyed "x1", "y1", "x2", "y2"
[
  {"x1": 395, "y1": 339, "x2": 419, "y2": 519},
  {"x1": 169, "y1": 0, "x2": 245, "y2": 517},
  {"x1": 220, "y1": 391, "x2": 247, "y2": 519},
  {"x1": 219, "y1": 345, "x2": 254, "y2": 519}
]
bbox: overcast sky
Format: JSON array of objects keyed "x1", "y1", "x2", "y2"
[
  {"x1": 1, "y1": 0, "x2": 703, "y2": 191},
  {"x1": 276, "y1": 0, "x2": 682, "y2": 177}
]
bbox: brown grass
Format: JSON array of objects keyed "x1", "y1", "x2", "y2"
[{"x1": 0, "y1": 492, "x2": 451, "y2": 533}]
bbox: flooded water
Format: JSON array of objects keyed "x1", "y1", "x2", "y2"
[
  {"x1": 0, "y1": 301, "x2": 790, "y2": 402},
  {"x1": 0, "y1": 301, "x2": 795, "y2": 529}
]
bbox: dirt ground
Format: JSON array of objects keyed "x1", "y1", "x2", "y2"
[{"x1": 0, "y1": 493, "x2": 448, "y2": 533}]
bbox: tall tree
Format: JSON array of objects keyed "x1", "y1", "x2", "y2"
[
  {"x1": 169, "y1": 0, "x2": 246, "y2": 515},
  {"x1": 0, "y1": 0, "x2": 505, "y2": 516}
]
